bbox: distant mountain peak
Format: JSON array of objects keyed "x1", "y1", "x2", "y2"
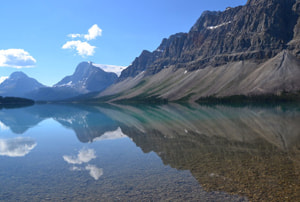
[
  {"x1": 31, "y1": 61, "x2": 119, "y2": 101},
  {"x1": 10, "y1": 71, "x2": 28, "y2": 79},
  {"x1": 0, "y1": 71, "x2": 45, "y2": 98},
  {"x1": 71, "y1": 61, "x2": 102, "y2": 77}
]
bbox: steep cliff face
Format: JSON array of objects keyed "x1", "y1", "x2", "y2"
[
  {"x1": 288, "y1": 0, "x2": 300, "y2": 55},
  {"x1": 100, "y1": 0, "x2": 300, "y2": 101},
  {"x1": 119, "y1": 0, "x2": 298, "y2": 80},
  {"x1": 183, "y1": 0, "x2": 297, "y2": 70},
  {"x1": 119, "y1": 50, "x2": 155, "y2": 80}
]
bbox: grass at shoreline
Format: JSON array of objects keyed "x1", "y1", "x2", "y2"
[
  {"x1": 196, "y1": 92, "x2": 300, "y2": 105},
  {"x1": 39, "y1": 91, "x2": 300, "y2": 106}
]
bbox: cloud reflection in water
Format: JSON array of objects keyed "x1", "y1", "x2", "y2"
[
  {"x1": 63, "y1": 148, "x2": 96, "y2": 164},
  {"x1": 85, "y1": 164, "x2": 103, "y2": 180},
  {"x1": 0, "y1": 137, "x2": 37, "y2": 157},
  {"x1": 63, "y1": 148, "x2": 103, "y2": 180}
]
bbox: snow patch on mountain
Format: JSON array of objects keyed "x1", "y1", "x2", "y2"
[
  {"x1": 207, "y1": 21, "x2": 232, "y2": 30},
  {"x1": 55, "y1": 81, "x2": 73, "y2": 87},
  {"x1": 0, "y1": 76, "x2": 8, "y2": 84},
  {"x1": 92, "y1": 63, "x2": 126, "y2": 77}
]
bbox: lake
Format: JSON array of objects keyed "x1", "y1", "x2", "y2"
[{"x1": 0, "y1": 103, "x2": 299, "y2": 201}]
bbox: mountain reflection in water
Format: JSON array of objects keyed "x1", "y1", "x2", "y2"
[{"x1": 0, "y1": 103, "x2": 299, "y2": 201}]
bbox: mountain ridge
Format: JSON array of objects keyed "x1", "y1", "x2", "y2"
[
  {"x1": 27, "y1": 62, "x2": 118, "y2": 101},
  {"x1": 94, "y1": 0, "x2": 300, "y2": 102},
  {"x1": 0, "y1": 62, "x2": 122, "y2": 101},
  {"x1": 118, "y1": 0, "x2": 297, "y2": 79}
]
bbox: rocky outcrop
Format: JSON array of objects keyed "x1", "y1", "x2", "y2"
[{"x1": 119, "y1": 50, "x2": 155, "y2": 80}]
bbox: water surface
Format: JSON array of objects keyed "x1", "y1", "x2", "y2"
[{"x1": 0, "y1": 103, "x2": 299, "y2": 201}]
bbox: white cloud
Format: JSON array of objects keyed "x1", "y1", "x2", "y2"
[
  {"x1": 0, "y1": 137, "x2": 37, "y2": 157},
  {"x1": 63, "y1": 148, "x2": 96, "y2": 164},
  {"x1": 67, "y1": 24, "x2": 102, "y2": 41},
  {"x1": 84, "y1": 24, "x2": 102, "y2": 41},
  {"x1": 0, "y1": 49, "x2": 36, "y2": 68},
  {"x1": 64, "y1": 24, "x2": 102, "y2": 57},
  {"x1": 62, "y1": 40, "x2": 96, "y2": 57},
  {"x1": 0, "y1": 76, "x2": 8, "y2": 84},
  {"x1": 85, "y1": 164, "x2": 103, "y2": 180},
  {"x1": 93, "y1": 64, "x2": 127, "y2": 77},
  {"x1": 68, "y1": 33, "x2": 82, "y2": 38}
]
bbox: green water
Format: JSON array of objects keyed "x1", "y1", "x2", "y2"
[{"x1": 0, "y1": 103, "x2": 299, "y2": 201}]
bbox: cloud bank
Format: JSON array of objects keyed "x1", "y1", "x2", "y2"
[
  {"x1": 63, "y1": 24, "x2": 102, "y2": 57},
  {"x1": 0, "y1": 49, "x2": 36, "y2": 68},
  {"x1": 0, "y1": 137, "x2": 37, "y2": 157}
]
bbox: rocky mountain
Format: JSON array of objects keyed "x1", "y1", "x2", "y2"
[
  {"x1": 0, "y1": 72, "x2": 45, "y2": 97},
  {"x1": 28, "y1": 62, "x2": 118, "y2": 101},
  {"x1": 96, "y1": 0, "x2": 300, "y2": 102},
  {"x1": 54, "y1": 62, "x2": 118, "y2": 92}
]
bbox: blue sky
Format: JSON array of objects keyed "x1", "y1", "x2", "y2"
[{"x1": 0, "y1": 0, "x2": 246, "y2": 86}]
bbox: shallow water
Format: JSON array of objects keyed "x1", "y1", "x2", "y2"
[{"x1": 0, "y1": 103, "x2": 299, "y2": 201}]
